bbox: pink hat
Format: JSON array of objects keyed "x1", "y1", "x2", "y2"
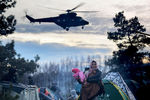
[{"x1": 72, "y1": 68, "x2": 80, "y2": 73}]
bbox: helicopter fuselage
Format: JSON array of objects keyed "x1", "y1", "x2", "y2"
[{"x1": 26, "y1": 12, "x2": 89, "y2": 31}]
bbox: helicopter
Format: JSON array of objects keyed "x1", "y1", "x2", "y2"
[{"x1": 26, "y1": 3, "x2": 98, "y2": 31}]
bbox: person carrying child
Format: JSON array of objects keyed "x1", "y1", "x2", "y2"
[{"x1": 80, "y1": 60, "x2": 105, "y2": 100}]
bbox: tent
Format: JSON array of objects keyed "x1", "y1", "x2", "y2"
[
  {"x1": 76, "y1": 72, "x2": 135, "y2": 100},
  {"x1": 104, "y1": 72, "x2": 136, "y2": 100},
  {"x1": 100, "y1": 80, "x2": 129, "y2": 100},
  {"x1": 76, "y1": 80, "x2": 129, "y2": 100}
]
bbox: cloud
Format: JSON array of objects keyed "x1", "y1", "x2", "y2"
[
  {"x1": 114, "y1": 4, "x2": 150, "y2": 17},
  {"x1": 15, "y1": 41, "x2": 113, "y2": 62},
  {"x1": 1, "y1": 32, "x2": 117, "y2": 49},
  {"x1": 4, "y1": 0, "x2": 150, "y2": 63},
  {"x1": 16, "y1": 24, "x2": 62, "y2": 33},
  {"x1": 12, "y1": 0, "x2": 150, "y2": 35},
  {"x1": 115, "y1": 5, "x2": 147, "y2": 12},
  {"x1": 112, "y1": 4, "x2": 150, "y2": 35}
]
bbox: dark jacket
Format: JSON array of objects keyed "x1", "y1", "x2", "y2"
[
  {"x1": 81, "y1": 69, "x2": 105, "y2": 100},
  {"x1": 87, "y1": 69, "x2": 105, "y2": 95},
  {"x1": 87, "y1": 69, "x2": 102, "y2": 83}
]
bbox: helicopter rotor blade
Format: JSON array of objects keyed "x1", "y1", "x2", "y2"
[
  {"x1": 43, "y1": 7, "x2": 65, "y2": 11},
  {"x1": 38, "y1": 5, "x2": 66, "y2": 12},
  {"x1": 74, "y1": 11, "x2": 99, "y2": 13},
  {"x1": 38, "y1": 3, "x2": 99, "y2": 14},
  {"x1": 70, "y1": 3, "x2": 85, "y2": 11}
]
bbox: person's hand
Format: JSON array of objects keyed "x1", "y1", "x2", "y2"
[
  {"x1": 89, "y1": 68, "x2": 93, "y2": 72},
  {"x1": 83, "y1": 81, "x2": 87, "y2": 85}
]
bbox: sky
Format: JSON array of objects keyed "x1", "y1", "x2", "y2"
[{"x1": 1, "y1": 0, "x2": 150, "y2": 64}]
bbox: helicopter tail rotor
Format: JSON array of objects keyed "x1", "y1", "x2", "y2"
[
  {"x1": 26, "y1": 15, "x2": 35, "y2": 23},
  {"x1": 21, "y1": 10, "x2": 35, "y2": 23},
  {"x1": 23, "y1": 9, "x2": 28, "y2": 15},
  {"x1": 21, "y1": 9, "x2": 29, "y2": 21}
]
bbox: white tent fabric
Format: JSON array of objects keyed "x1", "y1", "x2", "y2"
[
  {"x1": 19, "y1": 85, "x2": 40, "y2": 100},
  {"x1": 0, "y1": 83, "x2": 40, "y2": 100},
  {"x1": 104, "y1": 72, "x2": 136, "y2": 100}
]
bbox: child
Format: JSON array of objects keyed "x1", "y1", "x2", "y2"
[{"x1": 72, "y1": 68, "x2": 85, "y2": 84}]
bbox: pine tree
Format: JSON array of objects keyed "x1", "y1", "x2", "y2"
[{"x1": 0, "y1": 0, "x2": 16, "y2": 36}]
